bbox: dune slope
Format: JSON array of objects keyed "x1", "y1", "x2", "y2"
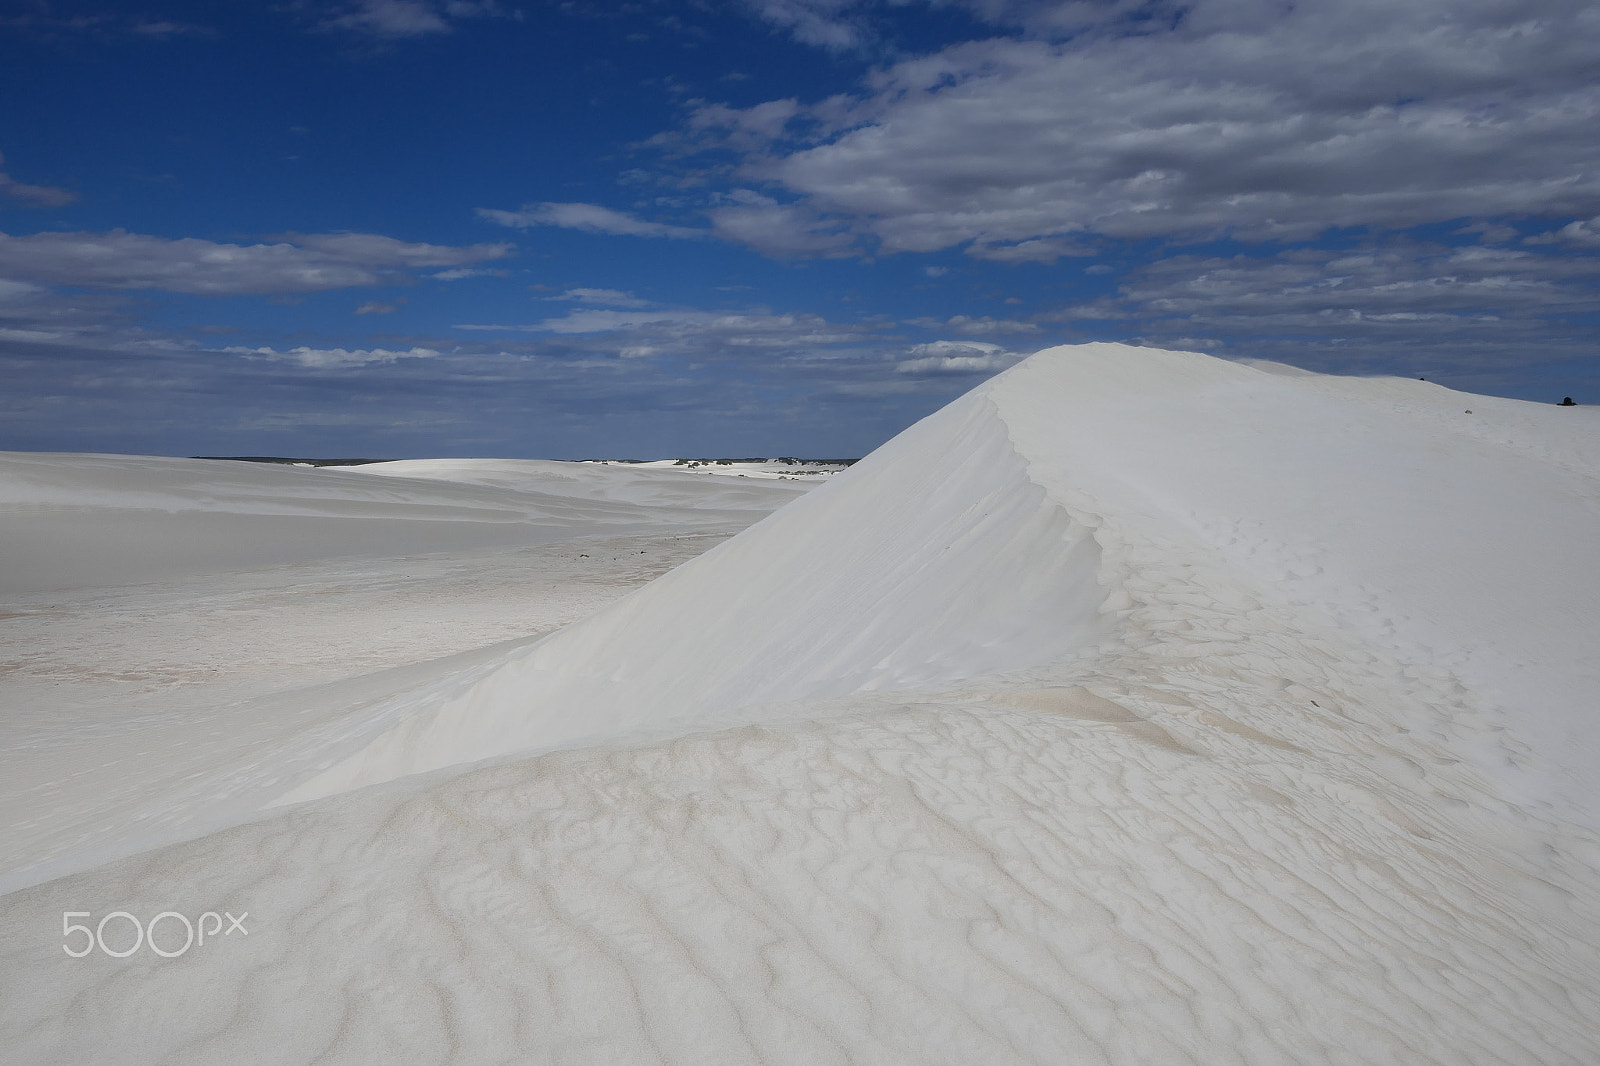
[{"x1": 279, "y1": 386, "x2": 1108, "y2": 802}]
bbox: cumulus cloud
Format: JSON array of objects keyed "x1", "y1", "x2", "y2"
[
  {"x1": 895, "y1": 340, "x2": 1022, "y2": 375},
  {"x1": 0, "y1": 152, "x2": 76, "y2": 208},
  {"x1": 0, "y1": 229, "x2": 512, "y2": 294},
  {"x1": 681, "y1": 0, "x2": 1600, "y2": 257},
  {"x1": 478, "y1": 202, "x2": 703, "y2": 240}
]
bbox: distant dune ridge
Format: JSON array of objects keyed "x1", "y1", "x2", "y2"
[{"x1": 2, "y1": 343, "x2": 1598, "y2": 1064}]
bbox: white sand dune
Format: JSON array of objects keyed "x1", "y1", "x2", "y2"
[
  {"x1": 0, "y1": 456, "x2": 809, "y2": 891},
  {"x1": 278, "y1": 344, "x2": 1600, "y2": 822},
  {"x1": 277, "y1": 382, "x2": 1108, "y2": 802},
  {"x1": 0, "y1": 452, "x2": 810, "y2": 598},
  {"x1": 2, "y1": 344, "x2": 1598, "y2": 1064}
]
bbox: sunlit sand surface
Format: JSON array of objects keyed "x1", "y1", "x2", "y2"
[{"x1": 3, "y1": 344, "x2": 1597, "y2": 1064}]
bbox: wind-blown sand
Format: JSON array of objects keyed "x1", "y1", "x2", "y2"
[{"x1": 2, "y1": 343, "x2": 1597, "y2": 1064}]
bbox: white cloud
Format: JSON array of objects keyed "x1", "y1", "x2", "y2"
[
  {"x1": 545, "y1": 288, "x2": 652, "y2": 307},
  {"x1": 354, "y1": 301, "x2": 399, "y2": 314},
  {"x1": 685, "y1": 0, "x2": 1600, "y2": 256},
  {"x1": 1115, "y1": 243, "x2": 1600, "y2": 324},
  {"x1": 455, "y1": 307, "x2": 890, "y2": 370},
  {"x1": 465, "y1": 310, "x2": 710, "y2": 335},
  {"x1": 315, "y1": 0, "x2": 517, "y2": 38},
  {"x1": 430, "y1": 267, "x2": 499, "y2": 280},
  {"x1": 0, "y1": 11, "x2": 208, "y2": 39},
  {"x1": 736, "y1": 0, "x2": 865, "y2": 50},
  {"x1": 226, "y1": 344, "x2": 443, "y2": 368},
  {"x1": 1160, "y1": 336, "x2": 1225, "y2": 351},
  {"x1": 944, "y1": 314, "x2": 1038, "y2": 335},
  {"x1": 0, "y1": 152, "x2": 76, "y2": 208},
  {"x1": 323, "y1": 0, "x2": 448, "y2": 36},
  {"x1": 1527, "y1": 216, "x2": 1600, "y2": 249},
  {"x1": 687, "y1": 99, "x2": 804, "y2": 148},
  {"x1": 905, "y1": 314, "x2": 1039, "y2": 335},
  {"x1": 0, "y1": 229, "x2": 512, "y2": 294},
  {"x1": 286, "y1": 231, "x2": 510, "y2": 266},
  {"x1": 966, "y1": 238, "x2": 1096, "y2": 265},
  {"x1": 0, "y1": 278, "x2": 46, "y2": 302},
  {"x1": 3, "y1": 279, "x2": 1050, "y2": 451},
  {"x1": 707, "y1": 192, "x2": 856, "y2": 258},
  {"x1": 1036, "y1": 237, "x2": 1600, "y2": 369},
  {"x1": 1456, "y1": 222, "x2": 1520, "y2": 245},
  {"x1": 127, "y1": 19, "x2": 211, "y2": 38},
  {"x1": 896, "y1": 340, "x2": 1022, "y2": 375},
  {"x1": 460, "y1": 307, "x2": 868, "y2": 347},
  {"x1": 0, "y1": 326, "x2": 68, "y2": 343},
  {"x1": 0, "y1": 272, "x2": 136, "y2": 349},
  {"x1": 478, "y1": 202, "x2": 703, "y2": 240}
]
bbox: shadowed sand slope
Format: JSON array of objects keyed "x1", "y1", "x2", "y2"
[{"x1": 280, "y1": 385, "x2": 1109, "y2": 801}]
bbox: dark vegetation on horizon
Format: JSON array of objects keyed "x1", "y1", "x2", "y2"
[
  {"x1": 194, "y1": 456, "x2": 862, "y2": 467},
  {"x1": 193, "y1": 456, "x2": 381, "y2": 467}
]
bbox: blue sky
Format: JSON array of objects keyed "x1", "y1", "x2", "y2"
[{"x1": 2, "y1": 0, "x2": 1597, "y2": 458}]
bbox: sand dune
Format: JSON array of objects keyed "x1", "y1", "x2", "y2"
[
  {"x1": 281, "y1": 345, "x2": 1600, "y2": 823},
  {"x1": 2, "y1": 344, "x2": 1597, "y2": 1064},
  {"x1": 0, "y1": 456, "x2": 809, "y2": 892},
  {"x1": 0, "y1": 452, "x2": 810, "y2": 597},
  {"x1": 279, "y1": 383, "x2": 1108, "y2": 802}
]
